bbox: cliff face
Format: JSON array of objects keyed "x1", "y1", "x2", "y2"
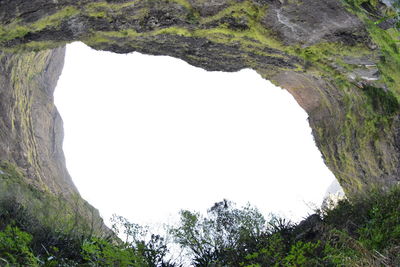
[
  {"x1": 0, "y1": 48, "x2": 75, "y2": 195},
  {"x1": 0, "y1": 0, "x2": 399, "y2": 226},
  {"x1": 0, "y1": 48, "x2": 109, "y2": 235}
]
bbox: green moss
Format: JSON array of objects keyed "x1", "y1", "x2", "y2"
[
  {"x1": 85, "y1": 0, "x2": 192, "y2": 16},
  {"x1": 0, "y1": 7, "x2": 78, "y2": 43},
  {"x1": 32, "y1": 7, "x2": 79, "y2": 31},
  {"x1": 196, "y1": 1, "x2": 283, "y2": 51},
  {"x1": 186, "y1": 9, "x2": 201, "y2": 24},
  {"x1": 312, "y1": 73, "x2": 400, "y2": 195},
  {"x1": 367, "y1": 23, "x2": 400, "y2": 94},
  {"x1": 343, "y1": 0, "x2": 379, "y2": 8},
  {"x1": 1, "y1": 0, "x2": 283, "y2": 61},
  {"x1": 341, "y1": 0, "x2": 400, "y2": 95},
  {"x1": 87, "y1": 10, "x2": 108, "y2": 18},
  {"x1": 81, "y1": 0, "x2": 288, "y2": 63},
  {"x1": 165, "y1": 0, "x2": 193, "y2": 10},
  {"x1": 84, "y1": 29, "x2": 140, "y2": 47},
  {"x1": 14, "y1": 40, "x2": 67, "y2": 52},
  {"x1": 6, "y1": 51, "x2": 57, "y2": 191},
  {"x1": 0, "y1": 0, "x2": 399, "y2": 198},
  {"x1": 200, "y1": 0, "x2": 262, "y2": 24},
  {"x1": 152, "y1": 27, "x2": 192, "y2": 36},
  {"x1": 84, "y1": 2, "x2": 130, "y2": 19},
  {"x1": 296, "y1": 1, "x2": 400, "y2": 192},
  {"x1": 0, "y1": 25, "x2": 29, "y2": 42}
]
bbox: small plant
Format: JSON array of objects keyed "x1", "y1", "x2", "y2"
[{"x1": 282, "y1": 241, "x2": 322, "y2": 266}]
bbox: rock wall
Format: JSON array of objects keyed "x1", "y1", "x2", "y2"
[
  {"x1": 0, "y1": 47, "x2": 110, "y2": 235},
  {"x1": 0, "y1": 48, "x2": 77, "y2": 195},
  {"x1": 0, "y1": 0, "x2": 399, "y2": 223}
]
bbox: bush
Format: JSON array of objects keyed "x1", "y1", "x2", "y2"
[
  {"x1": 0, "y1": 225, "x2": 38, "y2": 266},
  {"x1": 81, "y1": 237, "x2": 147, "y2": 266},
  {"x1": 1, "y1": 181, "x2": 400, "y2": 266}
]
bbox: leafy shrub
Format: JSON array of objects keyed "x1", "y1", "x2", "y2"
[
  {"x1": 282, "y1": 241, "x2": 322, "y2": 266},
  {"x1": 169, "y1": 200, "x2": 267, "y2": 266},
  {"x1": 81, "y1": 237, "x2": 147, "y2": 266},
  {"x1": 0, "y1": 225, "x2": 38, "y2": 266},
  {"x1": 1, "y1": 178, "x2": 400, "y2": 266}
]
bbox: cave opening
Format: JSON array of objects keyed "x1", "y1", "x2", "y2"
[{"x1": 54, "y1": 42, "x2": 338, "y2": 227}]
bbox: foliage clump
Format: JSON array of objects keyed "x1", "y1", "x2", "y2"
[
  {"x1": 0, "y1": 198, "x2": 175, "y2": 266},
  {"x1": 2, "y1": 184, "x2": 400, "y2": 266}
]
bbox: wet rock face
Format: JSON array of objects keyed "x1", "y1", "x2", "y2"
[{"x1": 0, "y1": 0, "x2": 399, "y2": 202}]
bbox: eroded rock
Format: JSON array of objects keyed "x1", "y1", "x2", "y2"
[{"x1": 0, "y1": 0, "x2": 399, "y2": 232}]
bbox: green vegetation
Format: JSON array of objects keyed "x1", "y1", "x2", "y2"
[
  {"x1": 166, "y1": 190, "x2": 400, "y2": 266},
  {"x1": 0, "y1": 200, "x2": 174, "y2": 266},
  {"x1": 308, "y1": 0, "x2": 400, "y2": 193},
  {"x1": 0, "y1": 161, "x2": 106, "y2": 238},
  {"x1": 0, "y1": 7, "x2": 79, "y2": 42},
  {"x1": 1, "y1": 0, "x2": 400, "y2": 265},
  {"x1": 361, "y1": 84, "x2": 400, "y2": 116},
  {"x1": 1, "y1": 0, "x2": 398, "y2": 83},
  {"x1": 342, "y1": 0, "x2": 400, "y2": 94},
  {"x1": 2, "y1": 178, "x2": 400, "y2": 266},
  {"x1": 169, "y1": 200, "x2": 267, "y2": 266}
]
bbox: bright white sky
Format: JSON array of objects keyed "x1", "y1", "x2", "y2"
[{"x1": 54, "y1": 42, "x2": 336, "y2": 228}]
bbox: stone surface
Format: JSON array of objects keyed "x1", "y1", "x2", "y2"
[
  {"x1": 0, "y1": 0, "x2": 399, "y2": 231},
  {"x1": 0, "y1": 47, "x2": 110, "y2": 235},
  {"x1": 0, "y1": 48, "x2": 74, "y2": 194}
]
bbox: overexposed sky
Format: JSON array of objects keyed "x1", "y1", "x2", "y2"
[{"x1": 54, "y1": 42, "x2": 336, "y2": 227}]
